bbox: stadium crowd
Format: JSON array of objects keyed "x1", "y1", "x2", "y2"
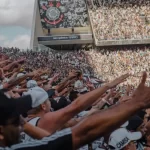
[
  {"x1": 85, "y1": 46, "x2": 150, "y2": 87},
  {"x1": 0, "y1": 46, "x2": 150, "y2": 150},
  {"x1": 0, "y1": 47, "x2": 94, "y2": 79},
  {"x1": 2, "y1": 46, "x2": 150, "y2": 87},
  {"x1": 89, "y1": 0, "x2": 150, "y2": 41}
]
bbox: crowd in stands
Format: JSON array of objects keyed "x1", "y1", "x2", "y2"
[
  {"x1": 0, "y1": 47, "x2": 94, "y2": 79},
  {"x1": 0, "y1": 46, "x2": 150, "y2": 150},
  {"x1": 2, "y1": 46, "x2": 150, "y2": 87},
  {"x1": 89, "y1": 0, "x2": 150, "y2": 41},
  {"x1": 85, "y1": 46, "x2": 150, "y2": 87}
]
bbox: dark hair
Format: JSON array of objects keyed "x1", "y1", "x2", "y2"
[
  {"x1": 50, "y1": 97, "x2": 70, "y2": 111},
  {"x1": 69, "y1": 91, "x2": 78, "y2": 102},
  {"x1": 76, "y1": 71, "x2": 82, "y2": 78},
  {"x1": 0, "y1": 92, "x2": 19, "y2": 125},
  {"x1": 113, "y1": 98, "x2": 119, "y2": 104}
]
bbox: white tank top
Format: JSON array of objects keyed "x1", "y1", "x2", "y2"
[{"x1": 20, "y1": 117, "x2": 40, "y2": 143}]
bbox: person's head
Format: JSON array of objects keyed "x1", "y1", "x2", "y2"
[
  {"x1": 127, "y1": 115, "x2": 143, "y2": 131},
  {"x1": 16, "y1": 73, "x2": 25, "y2": 78},
  {"x1": 0, "y1": 115, "x2": 22, "y2": 147},
  {"x1": 108, "y1": 128, "x2": 142, "y2": 150},
  {"x1": 77, "y1": 71, "x2": 83, "y2": 80},
  {"x1": 123, "y1": 142, "x2": 137, "y2": 150},
  {"x1": 26, "y1": 80, "x2": 38, "y2": 89},
  {"x1": 23, "y1": 87, "x2": 51, "y2": 115},
  {"x1": 43, "y1": 83, "x2": 52, "y2": 91},
  {"x1": 69, "y1": 90, "x2": 80, "y2": 102},
  {"x1": 0, "y1": 92, "x2": 32, "y2": 147},
  {"x1": 27, "y1": 99, "x2": 51, "y2": 115}
]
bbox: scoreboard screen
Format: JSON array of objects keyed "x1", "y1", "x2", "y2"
[{"x1": 38, "y1": 0, "x2": 88, "y2": 29}]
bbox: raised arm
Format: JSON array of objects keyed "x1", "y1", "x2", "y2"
[
  {"x1": 39, "y1": 74, "x2": 129, "y2": 134},
  {"x1": 23, "y1": 122, "x2": 50, "y2": 140},
  {"x1": 71, "y1": 72, "x2": 150, "y2": 149},
  {"x1": 48, "y1": 73, "x2": 60, "y2": 86},
  {"x1": 3, "y1": 61, "x2": 18, "y2": 72},
  {"x1": 0, "y1": 59, "x2": 11, "y2": 68},
  {"x1": 55, "y1": 72, "x2": 77, "y2": 92},
  {"x1": 2, "y1": 72, "x2": 35, "y2": 90}
]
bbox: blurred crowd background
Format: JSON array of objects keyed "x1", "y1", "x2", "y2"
[
  {"x1": 1, "y1": 45, "x2": 150, "y2": 87},
  {"x1": 89, "y1": 0, "x2": 150, "y2": 41}
]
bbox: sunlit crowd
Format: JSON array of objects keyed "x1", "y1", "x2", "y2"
[
  {"x1": 0, "y1": 46, "x2": 150, "y2": 150},
  {"x1": 89, "y1": 0, "x2": 150, "y2": 41}
]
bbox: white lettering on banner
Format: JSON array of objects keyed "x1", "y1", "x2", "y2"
[{"x1": 116, "y1": 137, "x2": 129, "y2": 148}]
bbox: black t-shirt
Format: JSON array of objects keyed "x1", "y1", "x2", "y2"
[
  {"x1": 127, "y1": 115, "x2": 143, "y2": 131},
  {"x1": 50, "y1": 96, "x2": 70, "y2": 111},
  {"x1": 136, "y1": 110, "x2": 146, "y2": 120},
  {"x1": 47, "y1": 89, "x2": 55, "y2": 98}
]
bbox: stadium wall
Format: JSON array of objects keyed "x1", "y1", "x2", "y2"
[
  {"x1": 31, "y1": 0, "x2": 93, "y2": 50},
  {"x1": 30, "y1": 0, "x2": 45, "y2": 50}
]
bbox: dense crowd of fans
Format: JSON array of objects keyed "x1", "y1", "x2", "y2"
[
  {"x1": 0, "y1": 46, "x2": 150, "y2": 150},
  {"x1": 0, "y1": 47, "x2": 94, "y2": 79},
  {"x1": 89, "y1": 0, "x2": 150, "y2": 41},
  {"x1": 2, "y1": 0, "x2": 150, "y2": 150},
  {"x1": 85, "y1": 46, "x2": 150, "y2": 87},
  {"x1": 2, "y1": 46, "x2": 150, "y2": 87}
]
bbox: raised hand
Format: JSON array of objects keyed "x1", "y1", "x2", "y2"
[
  {"x1": 54, "y1": 73, "x2": 60, "y2": 78},
  {"x1": 106, "y1": 74, "x2": 129, "y2": 88},
  {"x1": 17, "y1": 58, "x2": 26, "y2": 63},
  {"x1": 86, "y1": 82, "x2": 95, "y2": 89},
  {"x1": 62, "y1": 88, "x2": 68, "y2": 93},
  {"x1": 132, "y1": 72, "x2": 150, "y2": 108},
  {"x1": 126, "y1": 84, "x2": 132, "y2": 96},
  {"x1": 119, "y1": 95, "x2": 132, "y2": 103},
  {"x1": 68, "y1": 71, "x2": 78, "y2": 79}
]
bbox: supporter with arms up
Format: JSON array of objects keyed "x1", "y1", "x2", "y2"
[
  {"x1": 23, "y1": 74, "x2": 129, "y2": 136},
  {"x1": 0, "y1": 72, "x2": 150, "y2": 150},
  {"x1": 74, "y1": 71, "x2": 88, "y2": 94}
]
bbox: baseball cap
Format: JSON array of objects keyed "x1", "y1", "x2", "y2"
[
  {"x1": 23, "y1": 86, "x2": 48, "y2": 108},
  {"x1": 17, "y1": 73, "x2": 24, "y2": 78},
  {"x1": 0, "y1": 92, "x2": 32, "y2": 125},
  {"x1": 108, "y1": 128, "x2": 142, "y2": 150},
  {"x1": 26, "y1": 80, "x2": 37, "y2": 89}
]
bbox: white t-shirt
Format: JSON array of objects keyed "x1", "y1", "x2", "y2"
[
  {"x1": 74, "y1": 80, "x2": 88, "y2": 93},
  {"x1": 21, "y1": 117, "x2": 40, "y2": 142}
]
